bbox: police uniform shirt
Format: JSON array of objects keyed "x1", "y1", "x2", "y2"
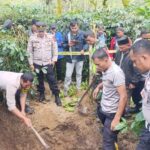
[{"x1": 141, "y1": 71, "x2": 150, "y2": 123}]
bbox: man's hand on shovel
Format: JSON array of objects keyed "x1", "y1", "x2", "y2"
[{"x1": 22, "y1": 116, "x2": 32, "y2": 127}]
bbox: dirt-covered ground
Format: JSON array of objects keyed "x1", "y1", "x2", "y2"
[{"x1": 0, "y1": 83, "x2": 138, "y2": 150}]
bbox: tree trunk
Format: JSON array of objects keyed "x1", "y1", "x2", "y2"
[
  {"x1": 103, "y1": 0, "x2": 108, "y2": 6},
  {"x1": 122, "y1": 0, "x2": 131, "y2": 7},
  {"x1": 57, "y1": 0, "x2": 62, "y2": 16}
]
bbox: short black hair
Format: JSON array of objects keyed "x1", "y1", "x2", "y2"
[
  {"x1": 117, "y1": 35, "x2": 129, "y2": 45},
  {"x1": 92, "y1": 47, "x2": 109, "y2": 60},
  {"x1": 70, "y1": 20, "x2": 78, "y2": 27},
  {"x1": 131, "y1": 39, "x2": 150, "y2": 54},
  {"x1": 21, "y1": 72, "x2": 34, "y2": 82},
  {"x1": 32, "y1": 19, "x2": 38, "y2": 25},
  {"x1": 84, "y1": 30, "x2": 95, "y2": 39},
  {"x1": 116, "y1": 27, "x2": 124, "y2": 32},
  {"x1": 96, "y1": 24, "x2": 105, "y2": 30}
]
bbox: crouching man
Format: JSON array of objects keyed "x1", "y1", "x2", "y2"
[
  {"x1": 0, "y1": 71, "x2": 34, "y2": 127},
  {"x1": 92, "y1": 48, "x2": 127, "y2": 150}
]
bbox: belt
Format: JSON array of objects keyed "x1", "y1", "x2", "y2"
[{"x1": 145, "y1": 121, "x2": 150, "y2": 132}]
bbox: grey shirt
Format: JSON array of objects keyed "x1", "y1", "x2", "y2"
[
  {"x1": 101, "y1": 62, "x2": 125, "y2": 113},
  {"x1": 141, "y1": 71, "x2": 150, "y2": 123}
]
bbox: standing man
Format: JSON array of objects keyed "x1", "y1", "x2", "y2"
[
  {"x1": 27, "y1": 21, "x2": 62, "y2": 106},
  {"x1": 115, "y1": 36, "x2": 142, "y2": 113},
  {"x1": 0, "y1": 71, "x2": 33, "y2": 127},
  {"x1": 96, "y1": 24, "x2": 107, "y2": 48},
  {"x1": 92, "y1": 48, "x2": 127, "y2": 150},
  {"x1": 130, "y1": 39, "x2": 150, "y2": 150},
  {"x1": 63, "y1": 20, "x2": 88, "y2": 96},
  {"x1": 84, "y1": 30, "x2": 106, "y2": 49},
  {"x1": 49, "y1": 24, "x2": 64, "y2": 83}
]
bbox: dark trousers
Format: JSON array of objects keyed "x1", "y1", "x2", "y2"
[
  {"x1": 97, "y1": 105, "x2": 118, "y2": 150},
  {"x1": 55, "y1": 58, "x2": 63, "y2": 81},
  {"x1": 15, "y1": 89, "x2": 29, "y2": 112},
  {"x1": 132, "y1": 81, "x2": 145, "y2": 108},
  {"x1": 34, "y1": 64, "x2": 60, "y2": 96},
  {"x1": 15, "y1": 89, "x2": 22, "y2": 110},
  {"x1": 136, "y1": 127, "x2": 150, "y2": 150}
]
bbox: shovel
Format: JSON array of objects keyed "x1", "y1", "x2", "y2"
[
  {"x1": 76, "y1": 77, "x2": 96, "y2": 115},
  {"x1": 31, "y1": 126, "x2": 50, "y2": 149}
]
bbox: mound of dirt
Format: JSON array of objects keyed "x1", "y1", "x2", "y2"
[{"x1": 0, "y1": 86, "x2": 138, "y2": 150}]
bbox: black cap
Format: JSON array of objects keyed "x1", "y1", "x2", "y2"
[
  {"x1": 117, "y1": 36, "x2": 129, "y2": 45},
  {"x1": 50, "y1": 24, "x2": 56, "y2": 29},
  {"x1": 36, "y1": 21, "x2": 46, "y2": 31}
]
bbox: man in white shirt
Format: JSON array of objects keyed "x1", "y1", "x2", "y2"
[{"x1": 0, "y1": 71, "x2": 34, "y2": 127}]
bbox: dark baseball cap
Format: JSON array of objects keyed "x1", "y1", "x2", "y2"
[{"x1": 36, "y1": 21, "x2": 46, "y2": 31}]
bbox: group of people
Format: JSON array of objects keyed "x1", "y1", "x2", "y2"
[{"x1": 1, "y1": 18, "x2": 150, "y2": 150}]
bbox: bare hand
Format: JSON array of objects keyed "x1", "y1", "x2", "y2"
[
  {"x1": 23, "y1": 117, "x2": 32, "y2": 127},
  {"x1": 21, "y1": 111, "x2": 26, "y2": 116},
  {"x1": 93, "y1": 87, "x2": 100, "y2": 99},
  {"x1": 111, "y1": 118, "x2": 120, "y2": 131},
  {"x1": 80, "y1": 50, "x2": 84, "y2": 55},
  {"x1": 129, "y1": 83, "x2": 135, "y2": 89},
  {"x1": 30, "y1": 65, "x2": 34, "y2": 72}
]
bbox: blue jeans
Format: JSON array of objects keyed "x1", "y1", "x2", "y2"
[{"x1": 64, "y1": 60, "x2": 83, "y2": 91}]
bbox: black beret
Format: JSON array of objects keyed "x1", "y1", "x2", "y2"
[{"x1": 117, "y1": 36, "x2": 129, "y2": 45}]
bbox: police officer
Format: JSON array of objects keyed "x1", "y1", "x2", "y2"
[
  {"x1": 130, "y1": 39, "x2": 150, "y2": 150},
  {"x1": 27, "y1": 22, "x2": 62, "y2": 106}
]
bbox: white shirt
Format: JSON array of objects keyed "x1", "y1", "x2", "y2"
[{"x1": 0, "y1": 71, "x2": 22, "y2": 111}]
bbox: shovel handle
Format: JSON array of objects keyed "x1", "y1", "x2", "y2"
[{"x1": 31, "y1": 126, "x2": 49, "y2": 149}]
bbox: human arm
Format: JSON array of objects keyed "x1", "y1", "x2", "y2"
[
  {"x1": 11, "y1": 108, "x2": 32, "y2": 127},
  {"x1": 93, "y1": 82, "x2": 103, "y2": 99},
  {"x1": 27, "y1": 37, "x2": 34, "y2": 71},
  {"x1": 6, "y1": 85, "x2": 32, "y2": 127},
  {"x1": 51, "y1": 36, "x2": 58, "y2": 64},
  {"x1": 62, "y1": 34, "x2": 69, "y2": 51},
  {"x1": 111, "y1": 84, "x2": 127, "y2": 131},
  {"x1": 20, "y1": 93, "x2": 27, "y2": 116}
]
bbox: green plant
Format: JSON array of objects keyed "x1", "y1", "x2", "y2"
[
  {"x1": 68, "y1": 84, "x2": 77, "y2": 97},
  {"x1": 0, "y1": 39, "x2": 29, "y2": 72},
  {"x1": 115, "y1": 112, "x2": 145, "y2": 136},
  {"x1": 62, "y1": 97, "x2": 78, "y2": 112},
  {"x1": 131, "y1": 112, "x2": 145, "y2": 135},
  {"x1": 115, "y1": 117, "x2": 128, "y2": 133}
]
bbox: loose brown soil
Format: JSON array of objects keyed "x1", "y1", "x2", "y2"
[{"x1": 0, "y1": 83, "x2": 138, "y2": 150}]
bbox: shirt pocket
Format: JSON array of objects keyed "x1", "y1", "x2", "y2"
[
  {"x1": 33, "y1": 42, "x2": 40, "y2": 50},
  {"x1": 45, "y1": 40, "x2": 52, "y2": 49}
]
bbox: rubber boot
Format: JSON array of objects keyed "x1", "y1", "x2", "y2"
[
  {"x1": 55, "y1": 95, "x2": 62, "y2": 106},
  {"x1": 39, "y1": 94, "x2": 45, "y2": 102}
]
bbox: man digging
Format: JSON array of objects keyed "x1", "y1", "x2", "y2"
[{"x1": 0, "y1": 71, "x2": 34, "y2": 127}]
